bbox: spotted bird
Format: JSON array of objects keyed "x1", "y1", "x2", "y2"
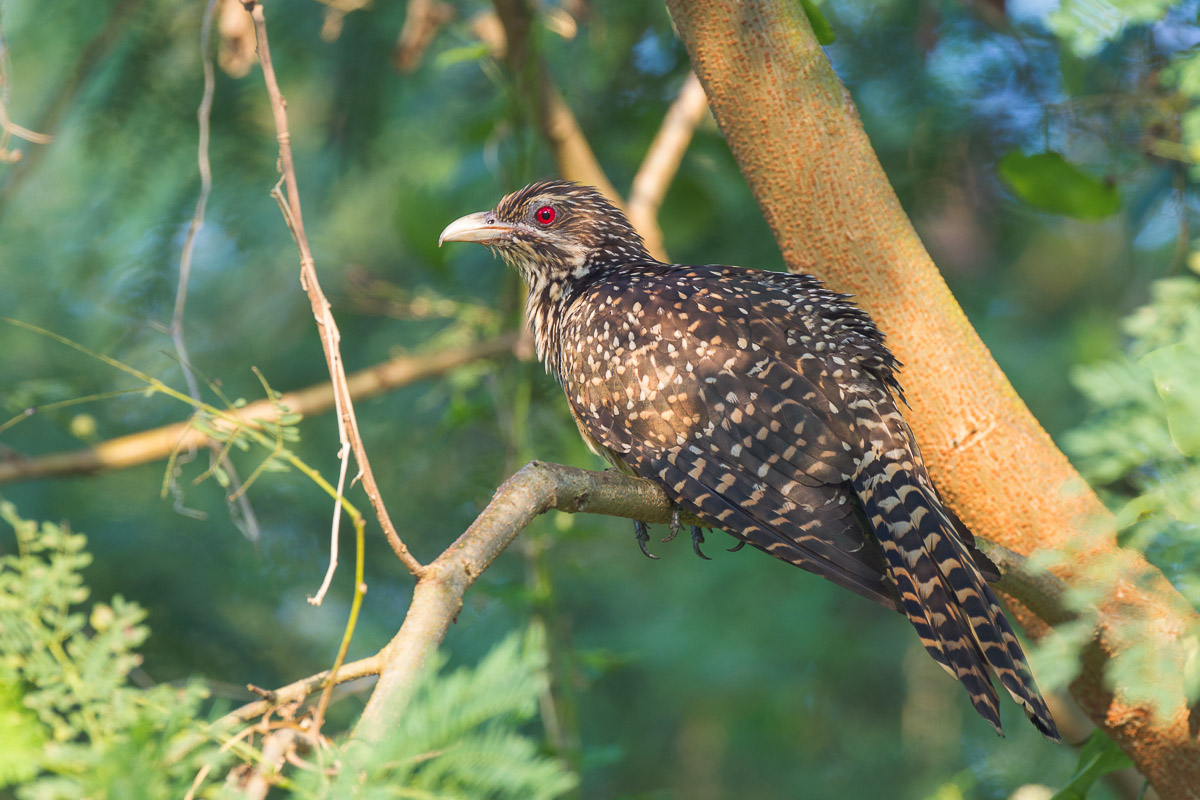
[{"x1": 439, "y1": 180, "x2": 1060, "y2": 741}]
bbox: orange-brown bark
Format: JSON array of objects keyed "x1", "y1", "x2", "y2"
[{"x1": 666, "y1": 1, "x2": 1199, "y2": 795}]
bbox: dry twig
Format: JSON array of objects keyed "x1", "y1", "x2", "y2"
[
  {"x1": 393, "y1": 0, "x2": 455, "y2": 72},
  {"x1": 250, "y1": 0, "x2": 424, "y2": 579}
]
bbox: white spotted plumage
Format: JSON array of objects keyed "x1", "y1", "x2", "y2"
[{"x1": 443, "y1": 180, "x2": 1061, "y2": 741}]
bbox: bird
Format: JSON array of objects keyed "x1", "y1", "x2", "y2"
[{"x1": 439, "y1": 179, "x2": 1060, "y2": 741}]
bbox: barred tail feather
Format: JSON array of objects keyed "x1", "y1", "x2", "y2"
[{"x1": 853, "y1": 451, "x2": 1061, "y2": 741}]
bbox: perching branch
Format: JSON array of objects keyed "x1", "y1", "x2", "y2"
[
  {"x1": 348, "y1": 461, "x2": 684, "y2": 745},
  {"x1": 0, "y1": 334, "x2": 518, "y2": 489},
  {"x1": 215, "y1": 462, "x2": 699, "y2": 746},
  {"x1": 665, "y1": 1, "x2": 1200, "y2": 795}
]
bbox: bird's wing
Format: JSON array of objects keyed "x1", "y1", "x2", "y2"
[{"x1": 558, "y1": 265, "x2": 899, "y2": 609}]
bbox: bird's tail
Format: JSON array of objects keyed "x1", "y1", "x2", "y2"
[{"x1": 852, "y1": 449, "x2": 1061, "y2": 741}]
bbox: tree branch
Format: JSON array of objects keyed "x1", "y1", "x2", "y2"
[
  {"x1": 665, "y1": 1, "x2": 1199, "y2": 794},
  {"x1": 0, "y1": 334, "x2": 517, "y2": 488},
  {"x1": 348, "y1": 460, "x2": 701, "y2": 746},
  {"x1": 627, "y1": 71, "x2": 709, "y2": 261}
]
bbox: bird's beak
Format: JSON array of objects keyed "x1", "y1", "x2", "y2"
[{"x1": 438, "y1": 211, "x2": 513, "y2": 247}]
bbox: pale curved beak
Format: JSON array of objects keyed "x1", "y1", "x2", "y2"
[{"x1": 438, "y1": 211, "x2": 514, "y2": 247}]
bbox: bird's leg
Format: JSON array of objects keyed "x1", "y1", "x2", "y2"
[
  {"x1": 633, "y1": 521, "x2": 658, "y2": 560},
  {"x1": 661, "y1": 505, "x2": 682, "y2": 542},
  {"x1": 691, "y1": 526, "x2": 712, "y2": 560}
]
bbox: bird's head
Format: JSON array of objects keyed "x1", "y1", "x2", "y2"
[{"x1": 438, "y1": 181, "x2": 653, "y2": 287}]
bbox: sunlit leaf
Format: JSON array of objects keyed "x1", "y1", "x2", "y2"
[
  {"x1": 436, "y1": 43, "x2": 492, "y2": 70},
  {"x1": 1046, "y1": 0, "x2": 1175, "y2": 57},
  {"x1": 997, "y1": 151, "x2": 1120, "y2": 219},
  {"x1": 799, "y1": 0, "x2": 835, "y2": 45},
  {"x1": 1143, "y1": 343, "x2": 1200, "y2": 456}
]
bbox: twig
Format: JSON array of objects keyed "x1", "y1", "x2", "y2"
[
  {"x1": 627, "y1": 72, "x2": 708, "y2": 261},
  {"x1": 393, "y1": 0, "x2": 455, "y2": 72},
  {"x1": 490, "y1": 1, "x2": 622, "y2": 207},
  {"x1": 222, "y1": 653, "x2": 384, "y2": 727},
  {"x1": 487, "y1": 2, "x2": 679, "y2": 261},
  {"x1": 0, "y1": 9, "x2": 53, "y2": 165},
  {"x1": 0, "y1": 0, "x2": 147, "y2": 214},
  {"x1": 242, "y1": 727, "x2": 297, "y2": 800},
  {"x1": 165, "y1": 0, "x2": 262, "y2": 541},
  {"x1": 0, "y1": 333, "x2": 519, "y2": 492},
  {"x1": 249, "y1": 1, "x2": 390, "y2": 587},
  {"x1": 175, "y1": 0, "x2": 217, "y2": 406}
]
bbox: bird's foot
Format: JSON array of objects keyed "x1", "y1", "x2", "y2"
[
  {"x1": 634, "y1": 521, "x2": 658, "y2": 560},
  {"x1": 661, "y1": 506, "x2": 682, "y2": 542},
  {"x1": 691, "y1": 526, "x2": 712, "y2": 560}
]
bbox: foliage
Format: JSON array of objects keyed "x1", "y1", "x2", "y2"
[
  {"x1": 1066, "y1": 277, "x2": 1200, "y2": 609},
  {"x1": 1048, "y1": 730, "x2": 1134, "y2": 800},
  {"x1": 304, "y1": 626, "x2": 577, "y2": 800},
  {"x1": 0, "y1": 498, "x2": 574, "y2": 797},
  {"x1": 0, "y1": 499, "x2": 226, "y2": 799},
  {"x1": 799, "y1": 0, "x2": 836, "y2": 46},
  {"x1": 1025, "y1": 276, "x2": 1200, "y2": 723},
  {"x1": 997, "y1": 152, "x2": 1121, "y2": 220},
  {"x1": 3, "y1": 0, "x2": 1200, "y2": 796},
  {"x1": 1047, "y1": 0, "x2": 1179, "y2": 56}
]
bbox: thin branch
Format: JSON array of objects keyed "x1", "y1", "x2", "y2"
[
  {"x1": 0, "y1": 333, "x2": 517, "y2": 488},
  {"x1": 222, "y1": 461, "x2": 689, "y2": 736},
  {"x1": 241, "y1": 727, "x2": 297, "y2": 800},
  {"x1": 175, "y1": 0, "x2": 217, "y2": 406},
  {"x1": 0, "y1": 10, "x2": 54, "y2": 164},
  {"x1": 248, "y1": 0, "x2": 424, "y2": 578},
  {"x1": 224, "y1": 654, "x2": 384, "y2": 727},
  {"x1": 0, "y1": 0, "x2": 148, "y2": 214},
  {"x1": 393, "y1": 0, "x2": 455, "y2": 72},
  {"x1": 487, "y1": 1, "x2": 676, "y2": 262},
  {"x1": 627, "y1": 71, "x2": 708, "y2": 261},
  {"x1": 537, "y1": 80, "x2": 622, "y2": 206},
  {"x1": 490, "y1": 2, "x2": 622, "y2": 204},
  {"x1": 162, "y1": 0, "x2": 262, "y2": 541}
]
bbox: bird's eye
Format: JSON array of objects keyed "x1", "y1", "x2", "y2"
[{"x1": 534, "y1": 205, "x2": 556, "y2": 225}]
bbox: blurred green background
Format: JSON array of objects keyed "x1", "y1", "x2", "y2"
[{"x1": 2, "y1": 0, "x2": 1199, "y2": 797}]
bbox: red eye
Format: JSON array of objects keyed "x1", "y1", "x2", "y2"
[{"x1": 535, "y1": 205, "x2": 556, "y2": 225}]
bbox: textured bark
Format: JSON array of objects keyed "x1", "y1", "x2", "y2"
[{"x1": 666, "y1": 1, "x2": 1199, "y2": 796}]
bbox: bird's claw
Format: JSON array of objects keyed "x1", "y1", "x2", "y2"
[
  {"x1": 661, "y1": 506, "x2": 682, "y2": 542},
  {"x1": 691, "y1": 526, "x2": 711, "y2": 560},
  {"x1": 727, "y1": 539, "x2": 747, "y2": 552},
  {"x1": 634, "y1": 521, "x2": 658, "y2": 560}
]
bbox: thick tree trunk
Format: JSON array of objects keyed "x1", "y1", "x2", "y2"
[{"x1": 665, "y1": 1, "x2": 1199, "y2": 796}]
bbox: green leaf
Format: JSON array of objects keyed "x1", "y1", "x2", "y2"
[
  {"x1": 0, "y1": 678, "x2": 45, "y2": 786},
  {"x1": 1046, "y1": 0, "x2": 1175, "y2": 57},
  {"x1": 435, "y1": 43, "x2": 493, "y2": 70},
  {"x1": 997, "y1": 151, "x2": 1121, "y2": 219},
  {"x1": 799, "y1": 0, "x2": 835, "y2": 45},
  {"x1": 1142, "y1": 343, "x2": 1200, "y2": 456},
  {"x1": 1050, "y1": 729, "x2": 1134, "y2": 800}
]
